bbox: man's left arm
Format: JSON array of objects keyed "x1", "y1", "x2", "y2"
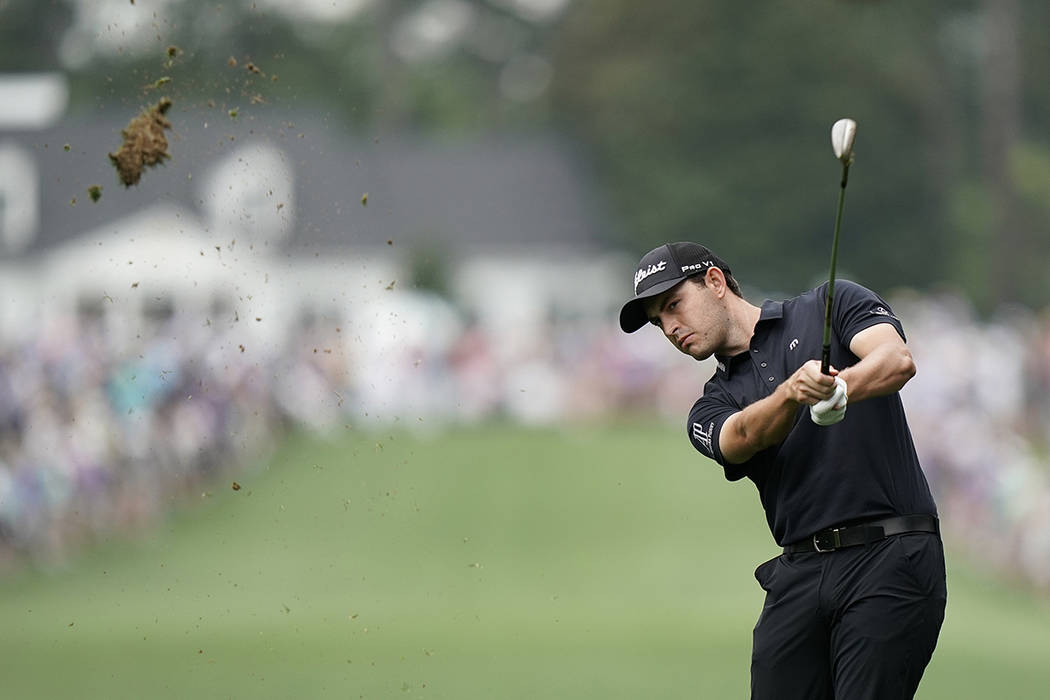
[{"x1": 836, "y1": 323, "x2": 916, "y2": 403}]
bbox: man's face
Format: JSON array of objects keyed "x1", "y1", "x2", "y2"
[{"x1": 643, "y1": 274, "x2": 724, "y2": 360}]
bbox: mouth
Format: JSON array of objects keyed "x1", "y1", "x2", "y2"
[{"x1": 678, "y1": 333, "x2": 694, "y2": 348}]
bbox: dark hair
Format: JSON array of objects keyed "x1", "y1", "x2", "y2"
[{"x1": 692, "y1": 268, "x2": 742, "y2": 297}]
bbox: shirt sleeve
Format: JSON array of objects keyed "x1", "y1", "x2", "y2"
[
  {"x1": 833, "y1": 280, "x2": 906, "y2": 346},
  {"x1": 686, "y1": 380, "x2": 749, "y2": 481}
]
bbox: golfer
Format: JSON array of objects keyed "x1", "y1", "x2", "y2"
[{"x1": 620, "y1": 242, "x2": 946, "y2": 699}]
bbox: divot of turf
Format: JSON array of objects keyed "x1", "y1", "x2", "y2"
[{"x1": 108, "y1": 98, "x2": 173, "y2": 187}]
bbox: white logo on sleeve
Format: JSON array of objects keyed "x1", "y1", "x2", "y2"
[
  {"x1": 788, "y1": 338, "x2": 799, "y2": 350},
  {"x1": 634, "y1": 260, "x2": 667, "y2": 292},
  {"x1": 870, "y1": 306, "x2": 898, "y2": 320},
  {"x1": 692, "y1": 421, "x2": 715, "y2": 453}
]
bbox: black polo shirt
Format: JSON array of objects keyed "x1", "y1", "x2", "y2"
[{"x1": 687, "y1": 280, "x2": 937, "y2": 546}]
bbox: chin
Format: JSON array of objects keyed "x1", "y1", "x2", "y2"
[{"x1": 684, "y1": 346, "x2": 711, "y2": 361}]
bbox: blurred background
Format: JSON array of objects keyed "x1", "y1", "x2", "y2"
[{"x1": 1, "y1": 0, "x2": 1049, "y2": 698}]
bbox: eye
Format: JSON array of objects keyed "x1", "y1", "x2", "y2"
[{"x1": 668, "y1": 300, "x2": 678, "y2": 310}]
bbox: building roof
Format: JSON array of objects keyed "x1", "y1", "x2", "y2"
[{"x1": 0, "y1": 103, "x2": 611, "y2": 260}]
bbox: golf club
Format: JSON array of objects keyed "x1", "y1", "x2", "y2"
[{"x1": 821, "y1": 118, "x2": 857, "y2": 375}]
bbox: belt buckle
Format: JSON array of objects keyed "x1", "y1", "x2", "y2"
[{"x1": 813, "y1": 527, "x2": 842, "y2": 553}]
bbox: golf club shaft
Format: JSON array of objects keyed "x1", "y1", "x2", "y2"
[{"x1": 820, "y1": 161, "x2": 850, "y2": 375}]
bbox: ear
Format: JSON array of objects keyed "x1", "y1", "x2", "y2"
[{"x1": 705, "y1": 267, "x2": 729, "y2": 299}]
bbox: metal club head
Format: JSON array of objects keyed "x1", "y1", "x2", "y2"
[{"x1": 831, "y1": 118, "x2": 857, "y2": 163}]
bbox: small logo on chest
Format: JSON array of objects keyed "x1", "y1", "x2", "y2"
[{"x1": 788, "y1": 338, "x2": 799, "y2": 350}]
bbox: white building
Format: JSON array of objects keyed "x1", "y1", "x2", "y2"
[{"x1": 0, "y1": 74, "x2": 638, "y2": 422}]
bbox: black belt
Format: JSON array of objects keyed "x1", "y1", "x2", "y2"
[{"x1": 783, "y1": 514, "x2": 939, "y2": 554}]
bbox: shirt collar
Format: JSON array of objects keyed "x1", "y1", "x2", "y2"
[
  {"x1": 758, "y1": 299, "x2": 784, "y2": 322},
  {"x1": 714, "y1": 351, "x2": 747, "y2": 376},
  {"x1": 713, "y1": 300, "x2": 783, "y2": 376}
]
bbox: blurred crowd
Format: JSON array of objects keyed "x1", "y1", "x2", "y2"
[
  {"x1": 2, "y1": 290, "x2": 1050, "y2": 591},
  {"x1": 0, "y1": 311, "x2": 286, "y2": 569},
  {"x1": 897, "y1": 293, "x2": 1050, "y2": 590}
]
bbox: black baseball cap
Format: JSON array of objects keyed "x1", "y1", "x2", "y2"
[{"x1": 618, "y1": 242, "x2": 732, "y2": 333}]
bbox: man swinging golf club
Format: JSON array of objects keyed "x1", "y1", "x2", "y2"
[{"x1": 619, "y1": 120, "x2": 945, "y2": 699}]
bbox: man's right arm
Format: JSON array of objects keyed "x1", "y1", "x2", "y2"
[{"x1": 719, "y1": 359, "x2": 837, "y2": 464}]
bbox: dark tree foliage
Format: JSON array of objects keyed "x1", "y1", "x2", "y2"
[
  {"x1": 549, "y1": 0, "x2": 1049, "y2": 309},
  {"x1": 0, "y1": 0, "x2": 74, "y2": 69}
]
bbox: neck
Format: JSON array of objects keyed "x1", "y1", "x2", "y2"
[{"x1": 721, "y1": 297, "x2": 763, "y2": 357}]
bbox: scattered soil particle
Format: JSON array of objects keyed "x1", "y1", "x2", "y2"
[
  {"x1": 87, "y1": 185, "x2": 102, "y2": 202},
  {"x1": 108, "y1": 98, "x2": 174, "y2": 187},
  {"x1": 145, "y1": 76, "x2": 171, "y2": 91}
]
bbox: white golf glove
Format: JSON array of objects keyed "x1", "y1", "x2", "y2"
[{"x1": 810, "y1": 376, "x2": 848, "y2": 426}]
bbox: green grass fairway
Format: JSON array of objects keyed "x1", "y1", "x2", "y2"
[{"x1": 2, "y1": 424, "x2": 1049, "y2": 698}]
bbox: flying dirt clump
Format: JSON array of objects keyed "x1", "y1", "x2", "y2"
[{"x1": 108, "y1": 97, "x2": 174, "y2": 187}]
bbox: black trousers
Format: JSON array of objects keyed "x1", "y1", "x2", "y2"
[{"x1": 751, "y1": 533, "x2": 946, "y2": 700}]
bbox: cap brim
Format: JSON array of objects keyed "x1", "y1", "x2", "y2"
[{"x1": 618, "y1": 276, "x2": 687, "y2": 333}]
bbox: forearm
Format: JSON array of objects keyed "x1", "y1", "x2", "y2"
[
  {"x1": 721, "y1": 383, "x2": 799, "y2": 464},
  {"x1": 838, "y1": 343, "x2": 915, "y2": 402},
  {"x1": 719, "y1": 358, "x2": 841, "y2": 463}
]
